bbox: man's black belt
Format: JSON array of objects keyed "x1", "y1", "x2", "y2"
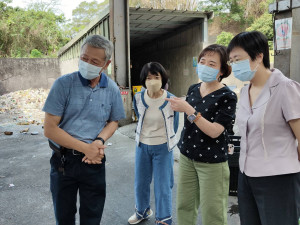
[{"x1": 48, "y1": 140, "x2": 84, "y2": 157}]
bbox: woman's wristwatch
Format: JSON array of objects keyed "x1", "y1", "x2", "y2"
[{"x1": 187, "y1": 111, "x2": 202, "y2": 123}]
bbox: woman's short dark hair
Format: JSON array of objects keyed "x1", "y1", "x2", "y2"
[
  {"x1": 198, "y1": 44, "x2": 231, "y2": 82},
  {"x1": 227, "y1": 31, "x2": 270, "y2": 69},
  {"x1": 140, "y1": 62, "x2": 169, "y2": 88}
]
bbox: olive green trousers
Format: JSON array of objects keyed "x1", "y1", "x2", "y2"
[{"x1": 176, "y1": 154, "x2": 229, "y2": 225}]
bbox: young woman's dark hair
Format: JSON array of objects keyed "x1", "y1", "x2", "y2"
[
  {"x1": 140, "y1": 62, "x2": 169, "y2": 88},
  {"x1": 198, "y1": 44, "x2": 231, "y2": 82},
  {"x1": 227, "y1": 31, "x2": 270, "y2": 69}
]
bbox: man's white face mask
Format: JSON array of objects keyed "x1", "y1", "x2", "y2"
[{"x1": 78, "y1": 59, "x2": 104, "y2": 80}]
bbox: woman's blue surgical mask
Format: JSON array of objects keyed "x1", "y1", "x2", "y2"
[
  {"x1": 231, "y1": 59, "x2": 259, "y2": 82},
  {"x1": 78, "y1": 59, "x2": 103, "y2": 80},
  {"x1": 197, "y1": 64, "x2": 219, "y2": 83}
]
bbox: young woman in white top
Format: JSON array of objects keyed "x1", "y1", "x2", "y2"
[{"x1": 128, "y1": 62, "x2": 179, "y2": 225}]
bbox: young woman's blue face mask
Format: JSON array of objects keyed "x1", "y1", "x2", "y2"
[
  {"x1": 231, "y1": 59, "x2": 259, "y2": 82},
  {"x1": 197, "y1": 64, "x2": 219, "y2": 83}
]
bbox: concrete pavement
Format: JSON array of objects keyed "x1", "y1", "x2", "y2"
[{"x1": 0, "y1": 113, "x2": 240, "y2": 225}]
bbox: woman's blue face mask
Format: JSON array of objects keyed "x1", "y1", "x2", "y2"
[
  {"x1": 231, "y1": 59, "x2": 259, "y2": 82},
  {"x1": 197, "y1": 64, "x2": 219, "y2": 83}
]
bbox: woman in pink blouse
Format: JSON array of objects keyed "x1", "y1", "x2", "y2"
[{"x1": 227, "y1": 31, "x2": 300, "y2": 225}]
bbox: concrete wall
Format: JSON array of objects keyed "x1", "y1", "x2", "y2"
[
  {"x1": 59, "y1": 58, "x2": 79, "y2": 76},
  {"x1": 290, "y1": 7, "x2": 300, "y2": 83},
  {"x1": 131, "y1": 22, "x2": 204, "y2": 97},
  {"x1": 272, "y1": 1, "x2": 300, "y2": 83},
  {"x1": 273, "y1": 11, "x2": 292, "y2": 78},
  {"x1": 0, "y1": 58, "x2": 60, "y2": 95}
]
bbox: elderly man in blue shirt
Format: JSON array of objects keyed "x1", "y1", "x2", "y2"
[{"x1": 43, "y1": 34, "x2": 125, "y2": 225}]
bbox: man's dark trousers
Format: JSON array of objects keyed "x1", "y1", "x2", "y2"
[{"x1": 50, "y1": 152, "x2": 106, "y2": 225}]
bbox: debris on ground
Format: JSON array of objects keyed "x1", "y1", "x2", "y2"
[
  {"x1": 0, "y1": 88, "x2": 49, "y2": 125},
  {"x1": 20, "y1": 128, "x2": 29, "y2": 133},
  {"x1": 30, "y1": 131, "x2": 39, "y2": 135},
  {"x1": 9, "y1": 184, "x2": 15, "y2": 188},
  {"x1": 228, "y1": 204, "x2": 239, "y2": 216},
  {"x1": 4, "y1": 131, "x2": 13, "y2": 135}
]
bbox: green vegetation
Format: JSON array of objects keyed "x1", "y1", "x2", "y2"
[
  {"x1": 0, "y1": 0, "x2": 108, "y2": 58},
  {"x1": 0, "y1": 0, "x2": 276, "y2": 58},
  {"x1": 199, "y1": 0, "x2": 274, "y2": 39},
  {"x1": 200, "y1": 0, "x2": 274, "y2": 53},
  {"x1": 30, "y1": 49, "x2": 43, "y2": 58},
  {"x1": 0, "y1": 0, "x2": 69, "y2": 58},
  {"x1": 129, "y1": 0, "x2": 198, "y2": 10},
  {"x1": 198, "y1": 0, "x2": 245, "y2": 23},
  {"x1": 216, "y1": 32, "x2": 234, "y2": 46},
  {"x1": 246, "y1": 13, "x2": 273, "y2": 40},
  {"x1": 67, "y1": 0, "x2": 109, "y2": 38}
]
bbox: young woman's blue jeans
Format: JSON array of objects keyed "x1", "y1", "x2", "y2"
[{"x1": 135, "y1": 142, "x2": 174, "y2": 225}]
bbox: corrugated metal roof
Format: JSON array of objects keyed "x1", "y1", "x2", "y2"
[
  {"x1": 58, "y1": 6, "x2": 213, "y2": 57},
  {"x1": 129, "y1": 7, "x2": 213, "y2": 48}
]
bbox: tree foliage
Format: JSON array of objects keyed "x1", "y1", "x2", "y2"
[
  {"x1": 198, "y1": 0, "x2": 244, "y2": 23},
  {"x1": 27, "y1": 0, "x2": 62, "y2": 12},
  {"x1": 68, "y1": 0, "x2": 109, "y2": 37},
  {"x1": 198, "y1": 0, "x2": 274, "y2": 26},
  {"x1": 198, "y1": 0, "x2": 274, "y2": 46},
  {"x1": 0, "y1": 0, "x2": 13, "y2": 14},
  {"x1": 216, "y1": 31, "x2": 234, "y2": 46},
  {"x1": 129, "y1": 0, "x2": 198, "y2": 10},
  {"x1": 0, "y1": 0, "x2": 276, "y2": 58},
  {"x1": 0, "y1": 0, "x2": 69, "y2": 58},
  {"x1": 246, "y1": 13, "x2": 273, "y2": 40},
  {"x1": 30, "y1": 49, "x2": 43, "y2": 58}
]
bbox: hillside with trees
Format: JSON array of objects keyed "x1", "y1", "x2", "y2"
[
  {"x1": 0, "y1": 0, "x2": 69, "y2": 58},
  {"x1": 198, "y1": 0, "x2": 274, "y2": 46},
  {"x1": 0, "y1": 0, "x2": 275, "y2": 58},
  {"x1": 0, "y1": 0, "x2": 109, "y2": 58}
]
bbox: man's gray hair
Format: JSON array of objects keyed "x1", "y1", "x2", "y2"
[{"x1": 81, "y1": 35, "x2": 114, "y2": 61}]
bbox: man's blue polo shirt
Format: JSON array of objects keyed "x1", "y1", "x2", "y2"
[{"x1": 42, "y1": 71, "x2": 126, "y2": 143}]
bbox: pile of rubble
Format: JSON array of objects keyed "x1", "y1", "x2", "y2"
[{"x1": 0, "y1": 88, "x2": 49, "y2": 125}]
